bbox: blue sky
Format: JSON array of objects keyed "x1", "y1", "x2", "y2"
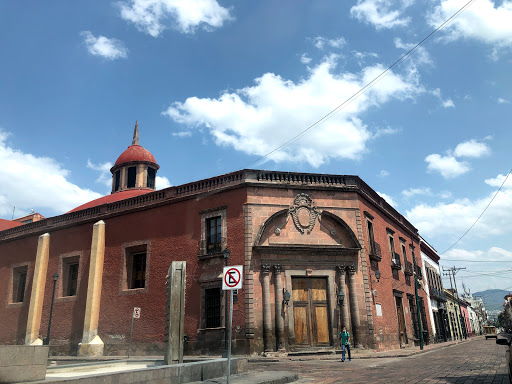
[{"x1": 1, "y1": 0, "x2": 511, "y2": 293}]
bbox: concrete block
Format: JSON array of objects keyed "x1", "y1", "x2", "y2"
[{"x1": 0, "y1": 346, "x2": 48, "y2": 383}]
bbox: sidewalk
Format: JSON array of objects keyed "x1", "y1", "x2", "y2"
[{"x1": 249, "y1": 336, "x2": 478, "y2": 362}]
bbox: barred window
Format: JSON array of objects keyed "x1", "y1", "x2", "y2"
[
  {"x1": 206, "y1": 216, "x2": 222, "y2": 254},
  {"x1": 205, "y1": 288, "x2": 221, "y2": 328}
]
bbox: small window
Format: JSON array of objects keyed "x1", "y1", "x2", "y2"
[
  {"x1": 205, "y1": 287, "x2": 221, "y2": 328},
  {"x1": 61, "y1": 256, "x2": 80, "y2": 297},
  {"x1": 388, "y1": 235, "x2": 396, "y2": 258},
  {"x1": 401, "y1": 244, "x2": 407, "y2": 263},
  {"x1": 12, "y1": 266, "x2": 28, "y2": 303},
  {"x1": 367, "y1": 220, "x2": 376, "y2": 254},
  {"x1": 127, "y1": 252, "x2": 146, "y2": 289},
  {"x1": 127, "y1": 166, "x2": 137, "y2": 188},
  {"x1": 114, "y1": 170, "x2": 121, "y2": 192},
  {"x1": 206, "y1": 216, "x2": 222, "y2": 253},
  {"x1": 147, "y1": 167, "x2": 156, "y2": 189}
]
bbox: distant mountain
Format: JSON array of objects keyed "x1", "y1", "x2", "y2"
[{"x1": 473, "y1": 289, "x2": 510, "y2": 311}]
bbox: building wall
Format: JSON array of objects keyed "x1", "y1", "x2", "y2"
[{"x1": 357, "y1": 196, "x2": 430, "y2": 350}]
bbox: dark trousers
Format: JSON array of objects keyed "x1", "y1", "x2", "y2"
[{"x1": 342, "y1": 344, "x2": 351, "y2": 360}]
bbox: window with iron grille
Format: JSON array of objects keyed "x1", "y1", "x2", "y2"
[
  {"x1": 367, "y1": 220, "x2": 376, "y2": 255},
  {"x1": 12, "y1": 266, "x2": 28, "y2": 303},
  {"x1": 206, "y1": 216, "x2": 222, "y2": 253},
  {"x1": 205, "y1": 288, "x2": 221, "y2": 328},
  {"x1": 130, "y1": 253, "x2": 146, "y2": 289},
  {"x1": 63, "y1": 259, "x2": 79, "y2": 297}
]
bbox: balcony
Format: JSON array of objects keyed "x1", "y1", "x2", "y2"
[
  {"x1": 404, "y1": 261, "x2": 414, "y2": 276},
  {"x1": 391, "y1": 252, "x2": 401, "y2": 270},
  {"x1": 369, "y1": 242, "x2": 382, "y2": 262},
  {"x1": 198, "y1": 237, "x2": 227, "y2": 258},
  {"x1": 430, "y1": 287, "x2": 447, "y2": 302},
  {"x1": 415, "y1": 265, "x2": 423, "y2": 279}
]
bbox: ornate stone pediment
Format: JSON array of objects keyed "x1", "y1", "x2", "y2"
[{"x1": 288, "y1": 193, "x2": 319, "y2": 234}]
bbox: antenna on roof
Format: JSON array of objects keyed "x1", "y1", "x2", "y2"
[{"x1": 132, "y1": 121, "x2": 139, "y2": 145}]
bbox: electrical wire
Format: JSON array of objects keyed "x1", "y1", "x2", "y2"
[
  {"x1": 244, "y1": 0, "x2": 478, "y2": 168},
  {"x1": 440, "y1": 169, "x2": 512, "y2": 255}
]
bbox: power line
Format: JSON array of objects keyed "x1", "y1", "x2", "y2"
[
  {"x1": 244, "y1": 0, "x2": 478, "y2": 168},
  {"x1": 440, "y1": 168, "x2": 512, "y2": 255}
]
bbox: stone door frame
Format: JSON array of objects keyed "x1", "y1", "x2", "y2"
[{"x1": 284, "y1": 269, "x2": 337, "y2": 348}]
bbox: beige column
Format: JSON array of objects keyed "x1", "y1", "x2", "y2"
[
  {"x1": 337, "y1": 265, "x2": 350, "y2": 331},
  {"x1": 262, "y1": 264, "x2": 273, "y2": 352},
  {"x1": 273, "y1": 265, "x2": 285, "y2": 351},
  {"x1": 25, "y1": 233, "x2": 50, "y2": 345},
  {"x1": 348, "y1": 265, "x2": 362, "y2": 347},
  {"x1": 120, "y1": 167, "x2": 127, "y2": 191},
  {"x1": 136, "y1": 164, "x2": 145, "y2": 188},
  {"x1": 78, "y1": 220, "x2": 106, "y2": 357}
]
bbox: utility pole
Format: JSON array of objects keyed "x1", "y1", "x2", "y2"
[
  {"x1": 411, "y1": 239, "x2": 423, "y2": 350},
  {"x1": 443, "y1": 267, "x2": 467, "y2": 340}
]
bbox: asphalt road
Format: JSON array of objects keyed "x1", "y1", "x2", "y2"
[{"x1": 249, "y1": 337, "x2": 510, "y2": 383}]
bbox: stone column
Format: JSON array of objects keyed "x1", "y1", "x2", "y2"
[
  {"x1": 273, "y1": 265, "x2": 285, "y2": 351},
  {"x1": 78, "y1": 220, "x2": 106, "y2": 357},
  {"x1": 336, "y1": 265, "x2": 350, "y2": 331},
  {"x1": 261, "y1": 264, "x2": 273, "y2": 352},
  {"x1": 348, "y1": 265, "x2": 362, "y2": 347},
  {"x1": 25, "y1": 233, "x2": 50, "y2": 345}
]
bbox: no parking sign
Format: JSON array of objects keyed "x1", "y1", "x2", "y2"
[{"x1": 222, "y1": 266, "x2": 243, "y2": 290}]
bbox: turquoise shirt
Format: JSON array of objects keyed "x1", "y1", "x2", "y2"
[{"x1": 339, "y1": 330, "x2": 350, "y2": 345}]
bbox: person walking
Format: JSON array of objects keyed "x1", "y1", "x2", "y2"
[{"x1": 339, "y1": 326, "x2": 351, "y2": 362}]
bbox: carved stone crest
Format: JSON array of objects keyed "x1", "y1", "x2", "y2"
[{"x1": 289, "y1": 193, "x2": 319, "y2": 234}]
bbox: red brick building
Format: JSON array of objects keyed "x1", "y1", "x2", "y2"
[{"x1": 0, "y1": 127, "x2": 430, "y2": 355}]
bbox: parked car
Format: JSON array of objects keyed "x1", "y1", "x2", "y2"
[{"x1": 497, "y1": 336, "x2": 512, "y2": 384}]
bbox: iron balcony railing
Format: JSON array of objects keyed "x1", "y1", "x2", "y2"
[
  {"x1": 391, "y1": 252, "x2": 401, "y2": 269},
  {"x1": 404, "y1": 261, "x2": 414, "y2": 276},
  {"x1": 369, "y1": 241, "x2": 382, "y2": 262},
  {"x1": 430, "y1": 287, "x2": 447, "y2": 301},
  {"x1": 198, "y1": 237, "x2": 227, "y2": 256}
]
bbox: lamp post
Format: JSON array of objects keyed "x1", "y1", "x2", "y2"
[
  {"x1": 375, "y1": 269, "x2": 381, "y2": 282},
  {"x1": 223, "y1": 248, "x2": 230, "y2": 357},
  {"x1": 45, "y1": 273, "x2": 59, "y2": 346}
]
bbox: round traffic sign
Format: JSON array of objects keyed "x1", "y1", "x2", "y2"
[{"x1": 224, "y1": 267, "x2": 241, "y2": 288}]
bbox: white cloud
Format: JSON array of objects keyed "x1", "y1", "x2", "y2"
[
  {"x1": 425, "y1": 154, "x2": 469, "y2": 179},
  {"x1": 485, "y1": 173, "x2": 512, "y2": 189},
  {"x1": 379, "y1": 169, "x2": 390, "y2": 177},
  {"x1": 498, "y1": 97, "x2": 510, "y2": 104},
  {"x1": 444, "y1": 247, "x2": 512, "y2": 262},
  {"x1": 394, "y1": 38, "x2": 432, "y2": 65},
  {"x1": 119, "y1": 0, "x2": 233, "y2": 37},
  {"x1": 377, "y1": 191, "x2": 397, "y2": 207},
  {"x1": 352, "y1": 51, "x2": 379, "y2": 66},
  {"x1": 454, "y1": 139, "x2": 491, "y2": 158},
  {"x1": 428, "y1": 0, "x2": 512, "y2": 48},
  {"x1": 300, "y1": 53, "x2": 312, "y2": 64},
  {"x1": 350, "y1": 0, "x2": 412, "y2": 30},
  {"x1": 373, "y1": 126, "x2": 400, "y2": 138},
  {"x1": 406, "y1": 175, "x2": 512, "y2": 238},
  {"x1": 0, "y1": 129, "x2": 101, "y2": 218},
  {"x1": 312, "y1": 36, "x2": 346, "y2": 50},
  {"x1": 432, "y1": 87, "x2": 455, "y2": 108},
  {"x1": 87, "y1": 160, "x2": 113, "y2": 187},
  {"x1": 163, "y1": 56, "x2": 422, "y2": 167},
  {"x1": 156, "y1": 176, "x2": 171, "y2": 189},
  {"x1": 402, "y1": 187, "x2": 432, "y2": 198},
  {"x1": 442, "y1": 99, "x2": 455, "y2": 108},
  {"x1": 80, "y1": 31, "x2": 128, "y2": 60},
  {"x1": 172, "y1": 131, "x2": 192, "y2": 137}
]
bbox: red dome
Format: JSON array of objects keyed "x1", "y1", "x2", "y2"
[
  {"x1": 67, "y1": 189, "x2": 153, "y2": 213},
  {"x1": 113, "y1": 145, "x2": 158, "y2": 168}
]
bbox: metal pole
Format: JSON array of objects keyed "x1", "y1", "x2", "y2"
[
  {"x1": 224, "y1": 257, "x2": 229, "y2": 356},
  {"x1": 128, "y1": 314, "x2": 134, "y2": 358},
  {"x1": 227, "y1": 289, "x2": 233, "y2": 384},
  {"x1": 46, "y1": 277, "x2": 58, "y2": 346}
]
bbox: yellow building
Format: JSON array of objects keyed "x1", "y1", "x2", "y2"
[{"x1": 445, "y1": 289, "x2": 464, "y2": 340}]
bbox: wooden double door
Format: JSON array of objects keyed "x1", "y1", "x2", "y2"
[{"x1": 292, "y1": 277, "x2": 331, "y2": 347}]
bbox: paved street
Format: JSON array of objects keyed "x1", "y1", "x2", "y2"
[{"x1": 249, "y1": 337, "x2": 510, "y2": 383}]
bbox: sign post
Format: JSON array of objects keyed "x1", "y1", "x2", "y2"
[
  {"x1": 222, "y1": 266, "x2": 243, "y2": 384},
  {"x1": 128, "y1": 307, "x2": 141, "y2": 358}
]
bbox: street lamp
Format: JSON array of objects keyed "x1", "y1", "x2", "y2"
[
  {"x1": 375, "y1": 270, "x2": 381, "y2": 282},
  {"x1": 222, "y1": 248, "x2": 230, "y2": 356},
  {"x1": 283, "y1": 289, "x2": 291, "y2": 306},
  {"x1": 45, "y1": 273, "x2": 59, "y2": 346},
  {"x1": 337, "y1": 290, "x2": 345, "y2": 305}
]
